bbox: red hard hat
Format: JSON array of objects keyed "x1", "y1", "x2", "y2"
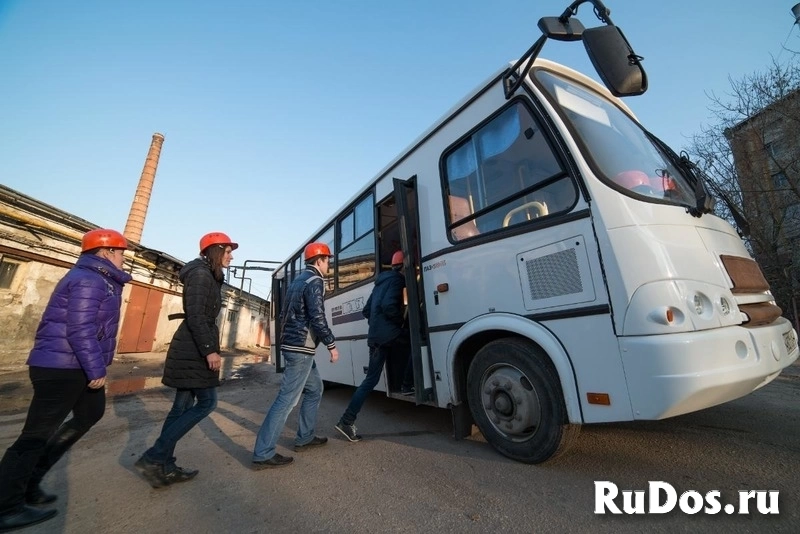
[
  {"x1": 81, "y1": 229, "x2": 128, "y2": 252},
  {"x1": 199, "y1": 232, "x2": 238, "y2": 254},
  {"x1": 391, "y1": 251, "x2": 404, "y2": 265},
  {"x1": 614, "y1": 170, "x2": 649, "y2": 190},
  {"x1": 304, "y1": 242, "x2": 333, "y2": 261}
]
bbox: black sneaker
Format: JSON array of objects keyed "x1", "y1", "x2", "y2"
[
  {"x1": 334, "y1": 421, "x2": 362, "y2": 442},
  {"x1": 400, "y1": 386, "x2": 415, "y2": 396},
  {"x1": 294, "y1": 436, "x2": 328, "y2": 452},
  {"x1": 252, "y1": 453, "x2": 294, "y2": 470}
]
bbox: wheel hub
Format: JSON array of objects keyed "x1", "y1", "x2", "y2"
[{"x1": 481, "y1": 365, "x2": 541, "y2": 441}]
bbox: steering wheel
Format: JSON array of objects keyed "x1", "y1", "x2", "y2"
[
  {"x1": 502, "y1": 201, "x2": 548, "y2": 227},
  {"x1": 631, "y1": 184, "x2": 656, "y2": 196},
  {"x1": 614, "y1": 170, "x2": 660, "y2": 197}
]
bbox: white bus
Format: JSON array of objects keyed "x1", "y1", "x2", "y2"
[{"x1": 270, "y1": 0, "x2": 799, "y2": 463}]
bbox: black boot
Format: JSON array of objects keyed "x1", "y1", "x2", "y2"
[
  {"x1": 166, "y1": 456, "x2": 199, "y2": 480},
  {"x1": 0, "y1": 505, "x2": 57, "y2": 532},
  {"x1": 0, "y1": 448, "x2": 42, "y2": 516},
  {"x1": 0, "y1": 447, "x2": 57, "y2": 531},
  {"x1": 24, "y1": 486, "x2": 57, "y2": 506},
  {"x1": 134, "y1": 456, "x2": 169, "y2": 489},
  {"x1": 24, "y1": 426, "x2": 83, "y2": 506}
]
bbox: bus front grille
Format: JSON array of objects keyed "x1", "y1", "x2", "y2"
[{"x1": 720, "y1": 255, "x2": 782, "y2": 327}]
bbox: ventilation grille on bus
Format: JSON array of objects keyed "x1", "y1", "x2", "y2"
[
  {"x1": 720, "y1": 255, "x2": 769, "y2": 294},
  {"x1": 516, "y1": 236, "x2": 596, "y2": 311},
  {"x1": 525, "y1": 248, "x2": 583, "y2": 300},
  {"x1": 720, "y1": 254, "x2": 782, "y2": 327}
]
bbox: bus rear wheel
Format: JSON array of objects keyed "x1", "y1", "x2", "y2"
[{"x1": 466, "y1": 337, "x2": 578, "y2": 463}]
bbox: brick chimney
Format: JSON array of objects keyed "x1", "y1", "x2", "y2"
[{"x1": 124, "y1": 133, "x2": 164, "y2": 244}]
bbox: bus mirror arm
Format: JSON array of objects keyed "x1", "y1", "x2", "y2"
[
  {"x1": 505, "y1": 0, "x2": 604, "y2": 98},
  {"x1": 504, "y1": 0, "x2": 645, "y2": 99},
  {"x1": 504, "y1": 35, "x2": 548, "y2": 99},
  {"x1": 557, "y1": 0, "x2": 612, "y2": 25}
]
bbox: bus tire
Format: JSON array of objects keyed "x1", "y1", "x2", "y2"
[{"x1": 466, "y1": 337, "x2": 578, "y2": 464}]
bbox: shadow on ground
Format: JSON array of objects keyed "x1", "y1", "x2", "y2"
[{"x1": 0, "y1": 347, "x2": 271, "y2": 416}]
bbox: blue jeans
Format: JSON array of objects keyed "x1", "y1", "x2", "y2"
[
  {"x1": 252, "y1": 351, "x2": 323, "y2": 461},
  {"x1": 143, "y1": 387, "x2": 217, "y2": 469},
  {"x1": 341, "y1": 343, "x2": 388, "y2": 425}
]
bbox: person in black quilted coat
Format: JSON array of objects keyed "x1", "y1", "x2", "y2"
[
  {"x1": 0, "y1": 229, "x2": 131, "y2": 532},
  {"x1": 134, "y1": 232, "x2": 237, "y2": 489}
]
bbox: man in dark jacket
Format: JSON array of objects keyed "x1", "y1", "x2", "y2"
[
  {"x1": 252, "y1": 242, "x2": 339, "y2": 469},
  {"x1": 335, "y1": 250, "x2": 411, "y2": 442}
]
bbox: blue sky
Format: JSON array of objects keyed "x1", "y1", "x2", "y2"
[{"x1": 1, "y1": 0, "x2": 797, "y2": 297}]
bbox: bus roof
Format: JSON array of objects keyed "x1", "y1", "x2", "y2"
[{"x1": 283, "y1": 57, "x2": 637, "y2": 266}]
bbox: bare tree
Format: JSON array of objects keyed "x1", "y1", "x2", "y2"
[{"x1": 685, "y1": 57, "x2": 800, "y2": 328}]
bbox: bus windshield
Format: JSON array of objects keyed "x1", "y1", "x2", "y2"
[{"x1": 535, "y1": 69, "x2": 696, "y2": 207}]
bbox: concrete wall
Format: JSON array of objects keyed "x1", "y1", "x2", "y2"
[
  {"x1": 142, "y1": 288, "x2": 271, "y2": 354},
  {"x1": 0, "y1": 260, "x2": 68, "y2": 367},
  {"x1": 0, "y1": 189, "x2": 269, "y2": 366},
  {"x1": 219, "y1": 289, "x2": 271, "y2": 350},
  {"x1": 149, "y1": 290, "x2": 185, "y2": 353},
  {"x1": 0, "y1": 253, "x2": 270, "y2": 366}
]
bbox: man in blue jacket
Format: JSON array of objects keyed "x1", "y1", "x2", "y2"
[
  {"x1": 335, "y1": 250, "x2": 411, "y2": 442},
  {"x1": 252, "y1": 242, "x2": 339, "y2": 469}
]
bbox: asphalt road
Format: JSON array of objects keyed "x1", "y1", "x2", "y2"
[{"x1": 0, "y1": 361, "x2": 797, "y2": 533}]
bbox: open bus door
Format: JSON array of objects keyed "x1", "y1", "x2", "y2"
[
  {"x1": 271, "y1": 267, "x2": 287, "y2": 373},
  {"x1": 393, "y1": 176, "x2": 435, "y2": 404}
]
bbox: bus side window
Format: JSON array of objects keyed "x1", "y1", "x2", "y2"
[
  {"x1": 337, "y1": 193, "x2": 376, "y2": 289},
  {"x1": 443, "y1": 101, "x2": 574, "y2": 240}
]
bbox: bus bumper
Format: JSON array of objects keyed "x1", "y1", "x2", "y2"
[{"x1": 619, "y1": 317, "x2": 799, "y2": 420}]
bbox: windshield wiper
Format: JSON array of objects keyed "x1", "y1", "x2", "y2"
[
  {"x1": 675, "y1": 152, "x2": 716, "y2": 218},
  {"x1": 678, "y1": 152, "x2": 750, "y2": 237}
]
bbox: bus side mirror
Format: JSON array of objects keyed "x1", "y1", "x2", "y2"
[
  {"x1": 538, "y1": 16, "x2": 585, "y2": 41},
  {"x1": 582, "y1": 25, "x2": 647, "y2": 97}
]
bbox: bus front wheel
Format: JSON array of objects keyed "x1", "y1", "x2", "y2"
[{"x1": 466, "y1": 338, "x2": 578, "y2": 463}]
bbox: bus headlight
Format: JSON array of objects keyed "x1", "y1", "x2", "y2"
[
  {"x1": 689, "y1": 293, "x2": 713, "y2": 318},
  {"x1": 693, "y1": 294, "x2": 704, "y2": 315},
  {"x1": 624, "y1": 281, "x2": 731, "y2": 335},
  {"x1": 719, "y1": 297, "x2": 731, "y2": 316}
]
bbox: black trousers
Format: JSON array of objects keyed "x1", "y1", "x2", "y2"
[{"x1": 0, "y1": 367, "x2": 105, "y2": 513}]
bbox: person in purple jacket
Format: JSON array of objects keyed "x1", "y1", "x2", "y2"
[{"x1": 0, "y1": 229, "x2": 131, "y2": 532}]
